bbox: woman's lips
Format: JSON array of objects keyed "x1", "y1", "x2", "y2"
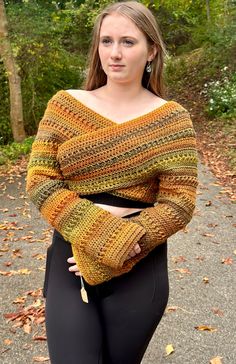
[{"x1": 109, "y1": 64, "x2": 125, "y2": 70}]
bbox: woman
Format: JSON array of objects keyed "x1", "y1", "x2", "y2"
[{"x1": 26, "y1": 1, "x2": 198, "y2": 363}]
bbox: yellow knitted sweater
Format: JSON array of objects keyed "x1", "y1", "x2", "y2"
[{"x1": 26, "y1": 90, "x2": 198, "y2": 285}]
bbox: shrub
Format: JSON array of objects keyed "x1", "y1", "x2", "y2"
[
  {"x1": 0, "y1": 136, "x2": 35, "y2": 165},
  {"x1": 202, "y1": 70, "x2": 236, "y2": 118}
]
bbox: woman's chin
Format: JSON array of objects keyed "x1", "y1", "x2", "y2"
[{"x1": 107, "y1": 74, "x2": 134, "y2": 85}]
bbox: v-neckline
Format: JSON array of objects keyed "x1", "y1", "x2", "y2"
[{"x1": 61, "y1": 90, "x2": 175, "y2": 127}]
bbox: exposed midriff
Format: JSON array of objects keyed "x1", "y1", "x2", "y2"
[{"x1": 82, "y1": 192, "x2": 154, "y2": 217}]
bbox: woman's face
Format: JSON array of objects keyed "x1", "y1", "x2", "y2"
[{"x1": 98, "y1": 13, "x2": 153, "y2": 86}]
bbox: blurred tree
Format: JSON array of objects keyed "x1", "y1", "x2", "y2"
[{"x1": 0, "y1": 0, "x2": 26, "y2": 142}]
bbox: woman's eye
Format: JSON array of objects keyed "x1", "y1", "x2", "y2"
[
  {"x1": 101, "y1": 38, "x2": 112, "y2": 45},
  {"x1": 123, "y1": 39, "x2": 134, "y2": 46}
]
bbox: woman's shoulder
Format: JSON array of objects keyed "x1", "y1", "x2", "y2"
[
  {"x1": 146, "y1": 94, "x2": 166, "y2": 108},
  {"x1": 46, "y1": 89, "x2": 90, "y2": 105},
  {"x1": 64, "y1": 89, "x2": 93, "y2": 104},
  {"x1": 148, "y1": 93, "x2": 187, "y2": 112}
]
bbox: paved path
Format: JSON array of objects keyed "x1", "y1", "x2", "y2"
[{"x1": 0, "y1": 161, "x2": 235, "y2": 364}]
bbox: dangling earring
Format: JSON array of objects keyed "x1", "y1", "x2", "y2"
[{"x1": 146, "y1": 61, "x2": 152, "y2": 73}]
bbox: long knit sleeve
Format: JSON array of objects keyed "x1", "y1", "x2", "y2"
[
  {"x1": 26, "y1": 97, "x2": 146, "y2": 273},
  {"x1": 129, "y1": 146, "x2": 198, "y2": 253}
]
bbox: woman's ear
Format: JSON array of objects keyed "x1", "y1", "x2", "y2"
[{"x1": 148, "y1": 44, "x2": 158, "y2": 62}]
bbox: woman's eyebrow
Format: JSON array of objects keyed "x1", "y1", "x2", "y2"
[{"x1": 99, "y1": 35, "x2": 137, "y2": 39}]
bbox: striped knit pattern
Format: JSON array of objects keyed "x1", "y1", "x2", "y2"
[{"x1": 26, "y1": 90, "x2": 198, "y2": 285}]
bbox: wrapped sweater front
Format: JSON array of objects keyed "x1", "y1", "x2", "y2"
[{"x1": 26, "y1": 90, "x2": 198, "y2": 285}]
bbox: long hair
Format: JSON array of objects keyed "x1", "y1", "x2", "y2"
[{"x1": 84, "y1": 1, "x2": 167, "y2": 97}]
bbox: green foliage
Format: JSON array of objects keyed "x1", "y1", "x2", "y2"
[
  {"x1": 0, "y1": 136, "x2": 34, "y2": 165},
  {"x1": 4, "y1": 0, "x2": 85, "y2": 9},
  {"x1": 165, "y1": 11, "x2": 236, "y2": 96},
  {"x1": 164, "y1": 48, "x2": 205, "y2": 96},
  {"x1": 58, "y1": 0, "x2": 112, "y2": 55},
  {"x1": 202, "y1": 71, "x2": 236, "y2": 118},
  {"x1": 143, "y1": 0, "x2": 235, "y2": 55}
]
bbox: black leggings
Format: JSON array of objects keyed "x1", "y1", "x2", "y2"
[{"x1": 44, "y1": 221, "x2": 169, "y2": 364}]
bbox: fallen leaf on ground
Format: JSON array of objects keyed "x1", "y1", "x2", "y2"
[
  {"x1": 4, "y1": 301, "x2": 45, "y2": 333},
  {"x1": 174, "y1": 268, "x2": 192, "y2": 274},
  {"x1": 7, "y1": 194, "x2": 16, "y2": 200},
  {"x1": 0, "y1": 224, "x2": 8, "y2": 230},
  {"x1": 23, "y1": 322, "x2": 32, "y2": 334},
  {"x1": 33, "y1": 357, "x2": 50, "y2": 362},
  {"x1": 165, "y1": 344, "x2": 174, "y2": 356},
  {"x1": 33, "y1": 335, "x2": 47, "y2": 341},
  {"x1": 221, "y1": 257, "x2": 233, "y2": 265},
  {"x1": 26, "y1": 288, "x2": 43, "y2": 297},
  {"x1": 32, "y1": 253, "x2": 45, "y2": 260},
  {"x1": 0, "y1": 246, "x2": 9, "y2": 252},
  {"x1": 166, "y1": 306, "x2": 178, "y2": 312},
  {"x1": 12, "y1": 249, "x2": 23, "y2": 258},
  {"x1": 201, "y1": 233, "x2": 215, "y2": 237},
  {"x1": 13, "y1": 296, "x2": 27, "y2": 304},
  {"x1": 166, "y1": 305, "x2": 192, "y2": 314},
  {"x1": 38, "y1": 267, "x2": 46, "y2": 272},
  {"x1": 172, "y1": 256, "x2": 187, "y2": 263},
  {"x1": 4, "y1": 261, "x2": 12, "y2": 267},
  {"x1": 19, "y1": 268, "x2": 31, "y2": 275},
  {"x1": 21, "y1": 235, "x2": 33, "y2": 241},
  {"x1": 212, "y1": 308, "x2": 224, "y2": 317},
  {"x1": 195, "y1": 325, "x2": 217, "y2": 332},
  {"x1": 207, "y1": 223, "x2": 218, "y2": 228},
  {"x1": 210, "y1": 356, "x2": 223, "y2": 364},
  {"x1": 32, "y1": 299, "x2": 42, "y2": 308},
  {"x1": 4, "y1": 339, "x2": 13, "y2": 345},
  {"x1": 13, "y1": 268, "x2": 31, "y2": 275},
  {"x1": 0, "y1": 270, "x2": 13, "y2": 276},
  {"x1": 196, "y1": 256, "x2": 205, "y2": 261}
]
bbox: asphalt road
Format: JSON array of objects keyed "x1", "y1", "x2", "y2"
[{"x1": 0, "y1": 161, "x2": 235, "y2": 364}]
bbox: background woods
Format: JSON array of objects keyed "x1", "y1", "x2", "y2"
[{"x1": 0, "y1": 0, "x2": 235, "y2": 181}]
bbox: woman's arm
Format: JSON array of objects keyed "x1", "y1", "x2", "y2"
[{"x1": 129, "y1": 131, "x2": 198, "y2": 252}]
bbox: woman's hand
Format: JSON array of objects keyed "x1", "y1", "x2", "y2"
[
  {"x1": 67, "y1": 243, "x2": 141, "y2": 272},
  {"x1": 125, "y1": 243, "x2": 141, "y2": 261},
  {"x1": 67, "y1": 256, "x2": 82, "y2": 276}
]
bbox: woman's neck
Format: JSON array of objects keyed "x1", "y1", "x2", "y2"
[{"x1": 98, "y1": 81, "x2": 147, "y2": 105}]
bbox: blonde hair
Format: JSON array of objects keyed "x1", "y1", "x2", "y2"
[{"x1": 84, "y1": 1, "x2": 166, "y2": 97}]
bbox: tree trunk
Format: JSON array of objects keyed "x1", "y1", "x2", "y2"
[
  {"x1": 206, "y1": 0, "x2": 211, "y2": 21},
  {"x1": 0, "y1": 0, "x2": 26, "y2": 143}
]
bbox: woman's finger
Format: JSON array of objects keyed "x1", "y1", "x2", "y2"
[
  {"x1": 67, "y1": 256, "x2": 81, "y2": 276},
  {"x1": 67, "y1": 256, "x2": 76, "y2": 264},
  {"x1": 126, "y1": 244, "x2": 141, "y2": 260},
  {"x1": 68, "y1": 264, "x2": 79, "y2": 272},
  {"x1": 134, "y1": 244, "x2": 141, "y2": 254},
  {"x1": 129, "y1": 250, "x2": 136, "y2": 257}
]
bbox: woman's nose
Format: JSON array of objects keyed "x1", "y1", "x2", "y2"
[{"x1": 110, "y1": 43, "x2": 122, "y2": 59}]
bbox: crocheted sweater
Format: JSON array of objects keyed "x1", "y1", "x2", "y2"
[{"x1": 26, "y1": 90, "x2": 198, "y2": 285}]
